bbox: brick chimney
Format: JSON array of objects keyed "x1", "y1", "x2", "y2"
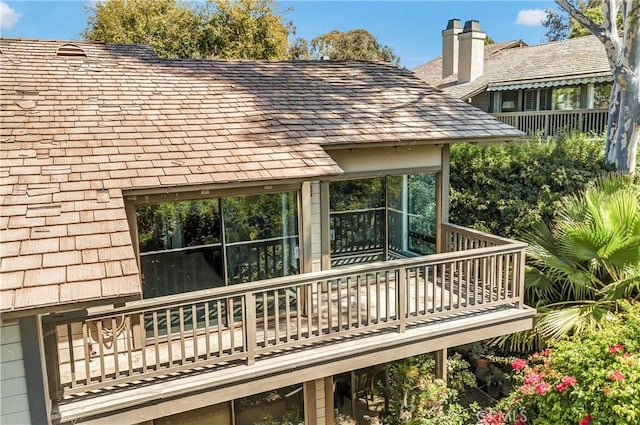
[
  {"x1": 457, "y1": 20, "x2": 486, "y2": 83},
  {"x1": 441, "y1": 19, "x2": 462, "y2": 79}
]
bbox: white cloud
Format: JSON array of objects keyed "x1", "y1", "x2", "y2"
[
  {"x1": 0, "y1": 1, "x2": 21, "y2": 30},
  {"x1": 515, "y1": 9, "x2": 546, "y2": 27}
]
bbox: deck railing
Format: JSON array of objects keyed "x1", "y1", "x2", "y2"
[
  {"x1": 42, "y1": 223, "x2": 526, "y2": 399},
  {"x1": 492, "y1": 108, "x2": 608, "y2": 137}
]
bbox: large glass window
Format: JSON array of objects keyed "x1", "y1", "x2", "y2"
[
  {"x1": 138, "y1": 200, "x2": 224, "y2": 298},
  {"x1": 593, "y1": 83, "x2": 612, "y2": 109},
  {"x1": 330, "y1": 173, "x2": 437, "y2": 267},
  {"x1": 552, "y1": 86, "x2": 581, "y2": 110},
  {"x1": 137, "y1": 191, "x2": 299, "y2": 298}
]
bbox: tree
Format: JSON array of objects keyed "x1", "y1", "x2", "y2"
[
  {"x1": 309, "y1": 29, "x2": 399, "y2": 64},
  {"x1": 498, "y1": 174, "x2": 640, "y2": 351},
  {"x1": 84, "y1": 0, "x2": 293, "y2": 60},
  {"x1": 555, "y1": 0, "x2": 639, "y2": 174},
  {"x1": 543, "y1": 0, "x2": 604, "y2": 40},
  {"x1": 83, "y1": 0, "x2": 205, "y2": 58},
  {"x1": 201, "y1": 0, "x2": 292, "y2": 60}
]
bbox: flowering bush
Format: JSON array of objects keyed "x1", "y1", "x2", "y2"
[{"x1": 485, "y1": 302, "x2": 640, "y2": 424}]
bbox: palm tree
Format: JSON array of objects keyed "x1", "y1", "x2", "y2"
[{"x1": 501, "y1": 174, "x2": 640, "y2": 350}]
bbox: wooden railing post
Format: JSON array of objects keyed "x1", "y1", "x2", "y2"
[
  {"x1": 245, "y1": 292, "x2": 257, "y2": 365},
  {"x1": 516, "y1": 249, "x2": 526, "y2": 309},
  {"x1": 41, "y1": 320, "x2": 63, "y2": 400},
  {"x1": 397, "y1": 268, "x2": 406, "y2": 333}
]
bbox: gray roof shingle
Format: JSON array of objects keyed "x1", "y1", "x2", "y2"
[{"x1": 413, "y1": 35, "x2": 611, "y2": 99}]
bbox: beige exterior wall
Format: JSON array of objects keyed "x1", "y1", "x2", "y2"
[
  {"x1": 310, "y1": 181, "x2": 322, "y2": 273},
  {"x1": 1, "y1": 323, "x2": 31, "y2": 425},
  {"x1": 327, "y1": 145, "x2": 441, "y2": 175}
]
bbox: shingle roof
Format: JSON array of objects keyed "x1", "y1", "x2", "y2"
[
  {"x1": 0, "y1": 38, "x2": 522, "y2": 314},
  {"x1": 413, "y1": 35, "x2": 611, "y2": 99}
]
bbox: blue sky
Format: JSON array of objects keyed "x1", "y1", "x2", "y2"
[{"x1": 0, "y1": 1, "x2": 558, "y2": 69}]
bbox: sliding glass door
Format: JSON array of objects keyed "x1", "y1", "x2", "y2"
[
  {"x1": 330, "y1": 173, "x2": 437, "y2": 267},
  {"x1": 137, "y1": 191, "x2": 300, "y2": 298}
]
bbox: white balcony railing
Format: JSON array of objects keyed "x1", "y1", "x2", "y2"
[
  {"x1": 42, "y1": 223, "x2": 526, "y2": 400},
  {"x1": 493, "y1": 108, "x2": 608, "y2": 137}
]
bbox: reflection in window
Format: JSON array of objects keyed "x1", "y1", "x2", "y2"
[
  {"x1": 136, "y1": 191, "x2": 300, "y2": 298},
  {"x1": 552, "y1": 86, "x2": 581, "y2": 110},
  {"x1": 224, "y1": 192, "x2": 299, "y2": 284},
  {"x1": 330, "y1": 179, "x2": 385, "y2": 264},
  {"x1": 138, "y1": 200, "x2": 224, "y2": 298},
  {"x1": 593, "y1": 83, "x2": 612, "y2": 109},
  {"x1": 330, "y1": 173, "x2": 437, "y2": 267}
]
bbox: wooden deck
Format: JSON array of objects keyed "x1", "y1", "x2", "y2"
[
  {"x1": 55, "y1": 275, "x2": 458, "y2": 388},
  {"x1": 42, "y1": 224, "x2": 531, "y2": 424}
]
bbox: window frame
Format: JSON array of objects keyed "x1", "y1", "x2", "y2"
[
  {"x1": 126, "y1": 183, "x2": 303, "y2": 299},
  {"x1": 326, "y1": 169, "x2": 440, "y2": 267}
]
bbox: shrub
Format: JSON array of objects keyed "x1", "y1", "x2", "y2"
[
  {"x1": 484, "y1": 302, "x2": 640, "y2": 425},
  {"x1": 450, "y1": 133, "x2": 611, "y2": 239}
]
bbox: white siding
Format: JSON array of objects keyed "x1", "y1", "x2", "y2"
[
  {"x1": 310, "y1": 182, "x2": 322, "y2": 272},
  {"x1": 1, "y1": 323, "x2": 31, "y2": 425}
]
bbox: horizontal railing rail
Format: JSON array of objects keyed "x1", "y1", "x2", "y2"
[
  {"x1": 493, "y1": 108, "x2": 608, "y2": 137},
  {"x1": 42, "y1": 224, "x2": 526, "y2": 399}
]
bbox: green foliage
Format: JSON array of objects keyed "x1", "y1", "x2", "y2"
[
  {"x1": 542, "y1": 0, "x2": 622, "y2": 41},
  {"x1": 493, "y1": 302, "x2": 640, "y2": 425},
  {"x1": 201, "y1": 0, "x2": 292, "y2": 60},
  {"x1": 84, "y1": 0, "x2": 293, "y2": 59},
  {"x1": 381, "y1": 353, "x2": 475, "y2": 425},
  {"x1": 494, "y1": 174, "x2": 640, "y2": 351},
  {"x1": 309, "y1": 29, "x2": 399, "y2": 64},
  {"x1": 84, "y1": 0, "x2": 204, "y2": 58},
  {"x1": 449, "y1": 133, "x2": 612, "y2": 240}
]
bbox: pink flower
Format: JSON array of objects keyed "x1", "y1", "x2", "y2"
[
  {"x1": 534, "y1": 382, "x2": 551, "y2": 396},
  {"x1": 524, "y1": 373, "x2": 542, "y2": 385},
  {"x1": 608, "y1": 370, "x2": 625, "y2": 381},
  {"x1": 556, "y1": 375, "x2": 578, "y2": 392},
  {"x1": 511, "y1": 358, "x2": 527, "y2": 370},
  {"x1": 518, "y1": 384, "x2": 532, "y2": 395},
  {"x1": 602, "y1": 386, "x2": 611, "y2": 395},
  {"x1": 623, "y1": 352, "x2": 631, "y2": 358},
  {"x1": 542, "y1": 348, "x2": 552, "y2": 356},
  {"x1": 580, "y1": 414, "x2": 592, "y2": 425},
  {"x1": 609, "y1": 344, "x2": 625, "y2": 354}
]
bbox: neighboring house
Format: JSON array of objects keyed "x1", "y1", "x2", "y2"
[
  {"x1": 413, "y1": 19, "x2": 613, "y2": 137},
  {"x1": 0, "y1": 38, "x2": 534, "y2": 425}
]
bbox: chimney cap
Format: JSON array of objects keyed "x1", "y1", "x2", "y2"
[
  {"x1": 446, "y1": 19, "x2": 462, "y2": 30},
  {"x1": 462, "y1": 20, "x2": 484, "y2": 33}
]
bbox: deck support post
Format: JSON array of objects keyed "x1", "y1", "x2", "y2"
[
  {"x1": 435, "y1": 347, "x2": 447, "y2": 384},
  {"x1": 304, "y1": 377, "x2": 332, "y2": 425}
]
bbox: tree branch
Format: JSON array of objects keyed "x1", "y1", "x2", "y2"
[{"x1": 555, "y1": 0, "x2": 607, "y2": 42}]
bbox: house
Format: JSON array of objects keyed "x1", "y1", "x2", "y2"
[
  {"x1": 413, "y1": 19, "x2": 613, "y2": 137},
  {"x1": 0, "y1": 38, "x2": 534, "y2": 425}
]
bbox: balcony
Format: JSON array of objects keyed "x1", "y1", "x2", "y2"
[
  {"x1": 43, "y1": 223, "x2": 533, "y2": 422},
  {"x1": 493, "y1": 108, "x2": 608, "y2": 137}
]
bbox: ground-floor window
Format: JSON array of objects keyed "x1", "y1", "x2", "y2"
[
  {"x1": 329, "y1": 173, "x2": 437, "y2": 267},
  {"x1": 136, "y1": 191, "x2": 300, "y2": 298}
]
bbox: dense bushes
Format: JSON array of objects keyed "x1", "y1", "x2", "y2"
[
  {"x1": 449, "y1": 133, "x2": 612, "y2": 239},
  {"x1": 485, "y1": 302, "x2": 640, "y2": 425}
]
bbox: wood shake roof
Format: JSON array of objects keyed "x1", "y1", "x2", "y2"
[{"x1": 0, "y1": 38, "x2": 522, "y2": 314}]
